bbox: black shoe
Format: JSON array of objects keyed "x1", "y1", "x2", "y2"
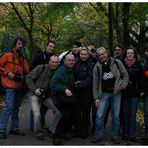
[
  {"x1": 141, "y1": 134, "x2": 148, "y2": 140},
  {"x1": 0, "y1": 133, "x2": 7, "y2": 139},
  {"x1": 73, "y1": 132, "x2": 80, "y2": 138},
  {"x1": 91, "y1": 136, "x2": 102, "y2": 143},
  {"x1": 35, "y1": 131, "x2": 44, "y2": 140},
  {"x1": 80, "y1": 134, "x2": 87, "y2": 139},
  {"x1": 122, "y1": 136, "x2": 128, "y2": 141},
  {"x1": 29, "y1": 128, "x2": 34, "y2": 132},
  {"x1": 111, "y1": 138, "x2": 120, "y2": 144},
  {"x1": 129, "y1": 137, "x2": 137, "y2": 142},
  {"x1": 53, "y1": 138, "x2": 63, "y2": 145},
  {"x1": 9, "y1": 129, "x2": 25, "y2": 136},
  {"x1": 61, "y1": 133, "x2": 71, "y2": 140},
  {"x1": 47, "y1": 129, "x2": 55, "y2": 139}
]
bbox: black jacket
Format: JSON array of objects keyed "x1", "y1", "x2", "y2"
[
  {"x1": 74, "y1": 57, "x2": 94, "y2": 94},
  {"x1": 122, "y1": 60, "x2": 144, "y2": 97},
  {"x1": 30, "y1": 50, "x2": 53, "y2": 71}
]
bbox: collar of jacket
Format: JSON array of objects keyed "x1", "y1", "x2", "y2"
[{"x1": 63, "y1": 64, "x2": 73, "y2": 73}]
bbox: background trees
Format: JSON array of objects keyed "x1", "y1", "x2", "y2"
[{"x1": 1, "y1": 2, "x2": 148, "y2": 60}]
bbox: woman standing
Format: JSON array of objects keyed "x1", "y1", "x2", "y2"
[
  {"x1": 122, "y1": 47, "x2": 144, "y2": 142},
  {"x1": 74, "y1": 48, "x2": 94, "y2": 139}
]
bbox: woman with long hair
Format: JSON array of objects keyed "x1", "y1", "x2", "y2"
[{"x1": 122, "y1": 47, "x2": 144, "y2": 142}]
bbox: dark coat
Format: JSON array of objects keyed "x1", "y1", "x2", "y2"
[
  {"x1": 74, "y1": 57, "x2": 94, "y2": 94},
  {"x1": 30, "y1": 50, "x2": 53, "y2": 71},
  {"x1": 122, "y1": 60, "x2": 145, "y2": 97},
  {"x1": 50, "y1": 64, "x2": 75, "y2": 105}
]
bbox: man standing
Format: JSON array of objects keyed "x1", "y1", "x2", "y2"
[
  {"x1": 104, "y1": 44, "x2": 124, "y2": 129},
  {"x1": 0, "y1": 36, "x2": 29, "y2": 139},
  {"x1": 91, "y1": 47, "x2": 128, "y2": 144},
  {"x1": 51, "y1": 54, "x2": 80, "y2": 145},
  {"x1": 26, "y1": 55, "x2": 61, "y2": 140},
  {"x1": 29, "y1": 39, "x2": 56, "y2": 133}
]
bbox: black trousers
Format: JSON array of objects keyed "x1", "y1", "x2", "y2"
[
  {"x1": 55, "y1": 94, "x2": 80, "y2": 137},
  {"x1": 76, "y1": 93, "x2": 93, "y2": 136}
]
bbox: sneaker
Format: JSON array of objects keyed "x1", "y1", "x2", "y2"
[
  {"x1": 111, "y1": 138, "x2": 120, "y2": 144},
  {"x1": 53, "y1": 137, "x2": 63, "y2": 145},
  {"x1": 0, "y1": 133, "x2": 7, "y2": 139},
  {"x1": 9, "y1": 129, "x2": 25, "y2": 136},
  {"x1": 91, "y1": 136, "x2": 102, "y2": 143}
]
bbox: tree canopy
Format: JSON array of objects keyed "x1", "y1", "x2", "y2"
[{"x1": 1, "y1": 2, "x2": 148, "y2": 61}]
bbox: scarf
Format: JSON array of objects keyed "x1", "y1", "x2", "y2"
[{"x1": 124, "y1": 57, "x2": 136, "y2": 67}]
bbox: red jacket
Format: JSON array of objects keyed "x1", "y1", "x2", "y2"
[{"x1": 0, "y1": 48, "x2": 29, "y2": 89}]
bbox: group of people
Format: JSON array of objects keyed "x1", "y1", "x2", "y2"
[{"x1": 0, "y1": 36, "x2": 148, "y2": 145}]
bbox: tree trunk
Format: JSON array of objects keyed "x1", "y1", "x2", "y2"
[
  {"x1": 122, "y1": 3, "x2": 131, "y2": 48},
  {"x1": 108, "y1": 3, "x2": 113, "y2": 56},
  {"x1": 114, "y1": 3, "x2": 122, "y2": 44}
]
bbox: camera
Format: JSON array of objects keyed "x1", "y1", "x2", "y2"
[
  {"x1": 13, "y1": 72, "x2": 22, "y2": 82},
  {"x1": 40, "y1": 89, "x2": 46, "y2": 100}
]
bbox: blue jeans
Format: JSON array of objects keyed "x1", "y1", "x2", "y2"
[
  {"x1": 95, "y1": 92, "x2": 121, "y2": 139},
  {"x1": 0, "y1": 89, "x2": 22, "y2": 133},
  {"x1": 123, "y1": 96, "x2": 138, "y2": 138},
  {"x1": 143, "y1": 95, "x2": 148, "y2": 134}
]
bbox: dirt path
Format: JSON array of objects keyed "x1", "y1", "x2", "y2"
[{"x1": 0, "y1": 97, "x2": 146, "y2": 145}]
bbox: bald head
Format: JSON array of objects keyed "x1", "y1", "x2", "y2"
[
  {"x1": 49, "y1": 55, "x2": 60, "y2": 69},
  {"x1": 64, "y1": 54, "x2": 75, "y2": 68}
]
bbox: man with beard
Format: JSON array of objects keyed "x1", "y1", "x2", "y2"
[{"x1": 0, "y1": 36, "x2": 29, "y2": 139}]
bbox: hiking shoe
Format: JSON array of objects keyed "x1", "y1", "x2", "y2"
[
  {"x1": 91, "y1": 136, "x2": 102, "y2": 143},
  {"x1": 9, "y1": 129, "x2": 25, "y2": 136},
  {"x1": 0, "y1": 133, "x2": 7, "y2": 139},
  {"x1": 111, "y1": 138, "x2": 120, "y2": 144},
  {"x1": 53, "y1": 137, "x2": 63, "y2": 145}
]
